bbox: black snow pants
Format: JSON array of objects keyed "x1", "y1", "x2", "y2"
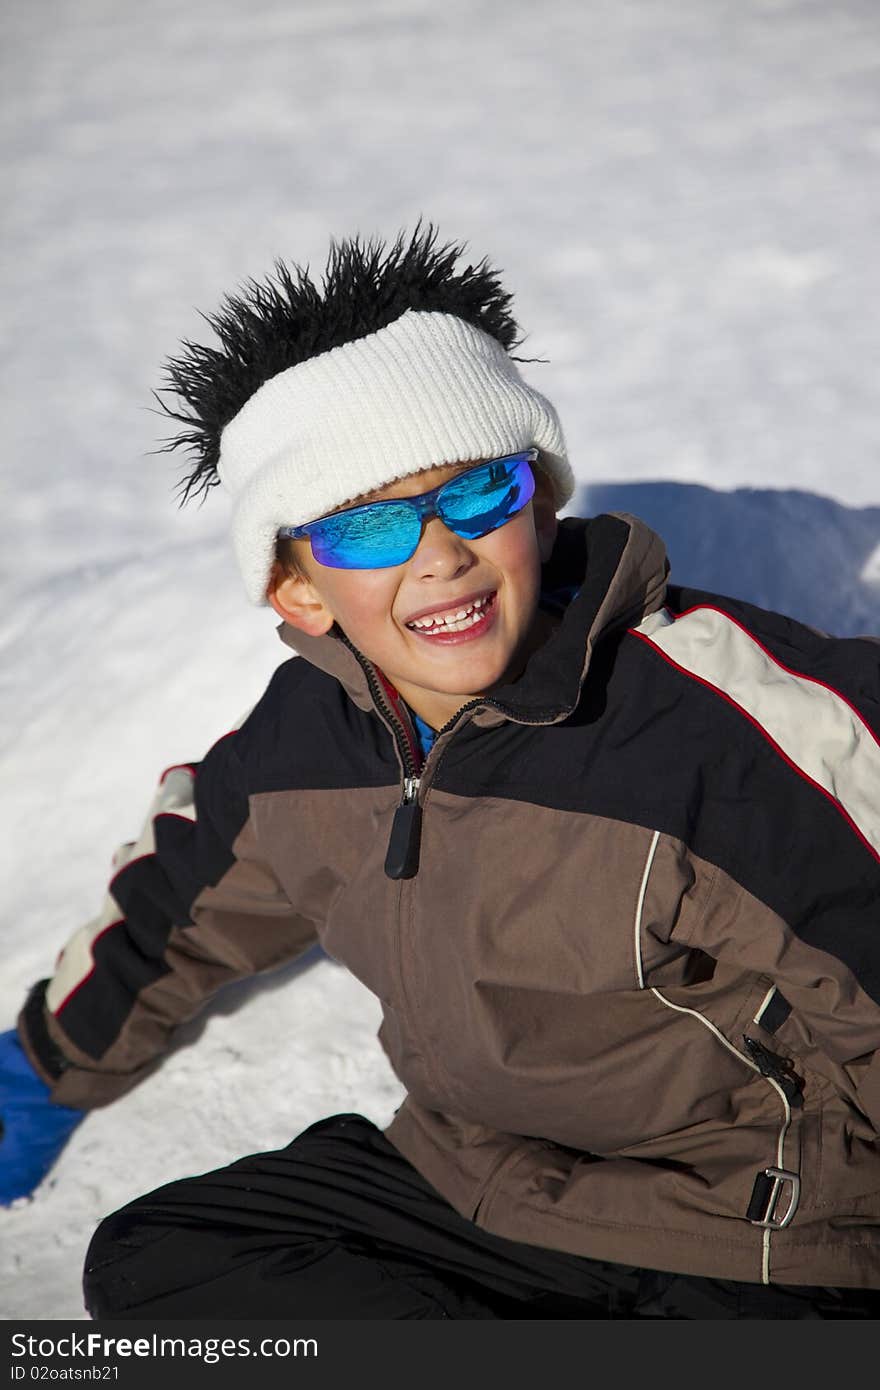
[{"x1": 83, "y1": 1114, "x2": 880, "y2": 1320}]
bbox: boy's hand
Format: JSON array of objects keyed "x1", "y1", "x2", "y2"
[{"x1": 0, "y1": 1029, "x2": 83, "y2": 1204}]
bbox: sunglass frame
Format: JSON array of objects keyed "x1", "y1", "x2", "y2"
[{"x1": 278, "y1": 449, "x2": 539, "y2": 570}]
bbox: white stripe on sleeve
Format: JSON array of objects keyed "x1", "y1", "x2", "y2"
[
  {"x1": 46, "y1": 767, "x2": 196, "y2": 1015},
  {"x1": 633, "y1": 606, "x2": 880, "y2": 860}
]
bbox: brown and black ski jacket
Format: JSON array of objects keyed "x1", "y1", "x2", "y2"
[{"x1": 19, "y1": 513, "x2": 880, "y2": 1288}]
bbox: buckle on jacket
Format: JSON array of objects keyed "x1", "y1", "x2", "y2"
[{"x1": 747, "y1": 1167, "x2": 800, "y2": 1229}]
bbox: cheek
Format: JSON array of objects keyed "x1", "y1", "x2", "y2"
[
  {"x1": 323, "y1": 572, "x2": 401, "y2": 642},
  {"x1": 483, "y1": 514, "x2": 543, "y2": 587}
]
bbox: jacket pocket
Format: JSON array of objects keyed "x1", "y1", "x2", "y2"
[{"x1": 802, "y1": 1079, "x2": 880, "y2": 1209}]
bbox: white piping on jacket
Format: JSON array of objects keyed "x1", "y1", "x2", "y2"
[
  {"x1": 634, "y1": 830, "x2": 661, "y2": 989},
  {"x1": 650, "y1": 986, "x2": 794, "y2": 1286},
  {"x1": 753, "y1": 985, "x2": 777, "y2": 1027}
]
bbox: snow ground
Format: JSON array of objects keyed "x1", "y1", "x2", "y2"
[
  {"x1": 581, "y1": 481, "x2": 880, "y2": 636},
  {"x1": 1, "y1": 0, "x2": 878, "y2": 1320}
]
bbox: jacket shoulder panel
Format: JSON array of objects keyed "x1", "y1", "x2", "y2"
[
  {"x1": 665, "y1": 583, "x2": 880, "y2": 730},
  {"x1": 234, "y1": 655, "x2": 398, "y2": 795},
  {"x1": 632, "y1": 599, "x2": 879, "y2": 863}
]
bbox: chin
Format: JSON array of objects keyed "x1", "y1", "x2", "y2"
[{"x1": 434, "y1": 663, "x2": 512, "y2": 699}]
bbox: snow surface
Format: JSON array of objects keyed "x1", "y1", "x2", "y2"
[
  {"x1": 1, "y1": 0, "x2": 879, "y2": 1321},
  {"x1": 580, "y1": 482, "x2": 880, "y2": 636}
]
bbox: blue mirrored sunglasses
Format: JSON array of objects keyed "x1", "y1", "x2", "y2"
[{"x1": 278, "y1": 449, "x2": 538, "y2": 570}]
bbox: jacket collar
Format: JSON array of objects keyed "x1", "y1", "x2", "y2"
[{"x1": 277, "y1": 512, "x2": 669, "y2": 725}]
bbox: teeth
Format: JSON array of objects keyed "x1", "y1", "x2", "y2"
[{"x1": 408, "y1": 595, "x2": 491, "y2": 633}]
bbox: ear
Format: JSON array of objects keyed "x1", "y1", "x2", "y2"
[
  {"x1": 266, "y1": 563, "x2": 335, "y2": 637},
  {"x1": 532, "y1": 472, "x2": 558, "y2": 564}
]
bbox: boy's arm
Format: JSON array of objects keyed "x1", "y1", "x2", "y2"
[
  {"x1": 651, "y1": 591, "x2": 880, "y2": 1126},
  {"x1": 16, "y1": 729, "x2": 318, "y2": 1112}
]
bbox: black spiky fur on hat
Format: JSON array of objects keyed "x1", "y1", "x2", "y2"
[{"x1": 158, "y1": 223, "x2": 522, "y2": 505}]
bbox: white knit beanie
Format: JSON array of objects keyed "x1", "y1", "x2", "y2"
[{"x1": 218, "y1": 309, "x2": 573, "y2": 604}]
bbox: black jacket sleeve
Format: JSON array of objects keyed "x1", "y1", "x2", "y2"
[{"x1": 18, "y1": 730, "x2": 319, "y2": 1109}]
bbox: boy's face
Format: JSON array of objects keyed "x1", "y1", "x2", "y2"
[{"x1": 267, "y1": 458, "x2": 558, "y2": 731}]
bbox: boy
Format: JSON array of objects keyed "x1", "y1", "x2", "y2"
[{"x1": 2, "y1": 227, "x2": 879, "y2": 1319}]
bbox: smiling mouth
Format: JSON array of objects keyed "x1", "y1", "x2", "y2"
[{"x1": 405, "y1": 592, "x2": 497, "y2": 636}]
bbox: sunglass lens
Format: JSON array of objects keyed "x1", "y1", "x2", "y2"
[
  {"x1": 309, "y1": 501, "x2": 421, "y2": 569},
  {"x1": 439, "y1": 456, "x2": 535, "y2": 538}
]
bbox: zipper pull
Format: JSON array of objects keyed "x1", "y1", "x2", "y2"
[
  {"x1": 384, "y1": 777, "x2": 422, "y2": 880},
  {"x1": 742, "y1": 1036, "x2": 803, "y2": 1108}
]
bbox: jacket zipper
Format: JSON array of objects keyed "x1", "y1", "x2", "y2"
[
  {"x1": 384, "y1": 695, "x2": 505, "y2": 878},
  {"x1": 338, "y1": 635, "x2": 568, "y2": 878},
  {"x1": 385, "y1": 776, "x2": 423, "y2": 880},
  {"x1": 336, "y1": 634, "x2": 426, "y2": 879}
]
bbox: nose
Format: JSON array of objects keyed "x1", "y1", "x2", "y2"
[{"x1": 409, "y1": 517, "x2": 476, "y2": 582}]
